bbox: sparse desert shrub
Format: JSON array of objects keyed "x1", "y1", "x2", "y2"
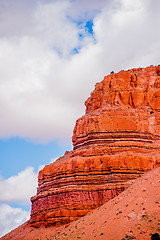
[{"x1": 151, "y1": 233, "x2": 160, "y2": 240}]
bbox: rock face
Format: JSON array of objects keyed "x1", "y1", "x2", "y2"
[{"x1": 30, "y1": 66, "x2": 160, "y2": 228}]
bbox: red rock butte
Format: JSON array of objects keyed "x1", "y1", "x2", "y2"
[{"x1": 30, "y1": 66, "x2": 160, "y2": 228}]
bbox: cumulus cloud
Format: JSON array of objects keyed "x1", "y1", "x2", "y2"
[
  {"x1": 0, "y1": 0, "x2": 160, "y2": 143},
  {"x1": 0, "y1": 204, "x2": 30, "y2": 237},
  {"x1": 0, "y1": 167, "x2": 37, "y2": 205},
  {"x1": 0, "y1": 163, "x2": 56, "y2": 237}
]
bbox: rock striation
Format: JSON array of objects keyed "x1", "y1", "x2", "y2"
[{"x1": 30, "y1": 66, "x2": 160, "y2": 228}]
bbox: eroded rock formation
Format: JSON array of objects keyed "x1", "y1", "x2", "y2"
[{"x1": 30, "y1": 66, "x2": 160, "y2": 227}]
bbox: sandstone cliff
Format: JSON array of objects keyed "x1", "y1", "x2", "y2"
[{"x1": 30, "y1": 66, "x2": 160, "y2": 227}]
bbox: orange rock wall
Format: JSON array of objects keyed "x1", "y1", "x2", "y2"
[
  {"x1": 73, "y1": 66, "x2": 160, "y2": 145},
  {"x1": 30, "y1": 66, "x2": 160, "y2": 227}
]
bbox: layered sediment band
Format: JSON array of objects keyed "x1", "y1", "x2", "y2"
[{"x1": 73, "y1": 131, "x2": 160, "y2": 149}]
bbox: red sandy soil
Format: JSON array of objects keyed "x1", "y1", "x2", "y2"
[{"x1": 1, "y1": 166, "x2": 160, "y2": 240}]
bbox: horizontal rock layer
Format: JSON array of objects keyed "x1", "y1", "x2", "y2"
[
  {"x1": 73, "y1": 131, "x2": 160, "y2": 150},
  {"x1": 30, "y1": 66, "x2": 160, "y2": 227}
]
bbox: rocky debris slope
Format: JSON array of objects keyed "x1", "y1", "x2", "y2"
[
  {"x1": 2, "y1": 166, "x2": 160, "y2": 240},
  {"x1": 29, "y1": 66, "x2": 160, "y2": 227}
]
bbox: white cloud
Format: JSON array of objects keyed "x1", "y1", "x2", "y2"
[
  {"x1": 0, "y1": 0, "x2": 160, "y2": 144},
  {"x1": 0, "y1": 204, "x2": 30, "y2": 237},
  {"x1": 0, "y1": 162, "x2": 54, "y2": 237},
  {"x1": 33, "y1": 1, "x2": 81, "y2": 56},
  {"x1": 0, "y1": 167, "x2": 37, "y2": 205},
  {"x1": 67, "y1": 0, "x2": 110, "y2": 20}
]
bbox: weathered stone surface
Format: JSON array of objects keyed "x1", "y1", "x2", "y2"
[{"x1": 30, "y1": 66, "x2": 160, "y2": 227}]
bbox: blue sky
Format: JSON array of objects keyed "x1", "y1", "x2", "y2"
[
  {"x1": 0, "y1": 138, "x2": 71, "y2": 178},
  {"x1": 1, "y1": 0, "x2": 160, "y2": 237}
]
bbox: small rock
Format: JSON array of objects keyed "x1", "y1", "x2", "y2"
[{"x1": 128, "y1": 212, "x2": 136, "y2": 220}]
